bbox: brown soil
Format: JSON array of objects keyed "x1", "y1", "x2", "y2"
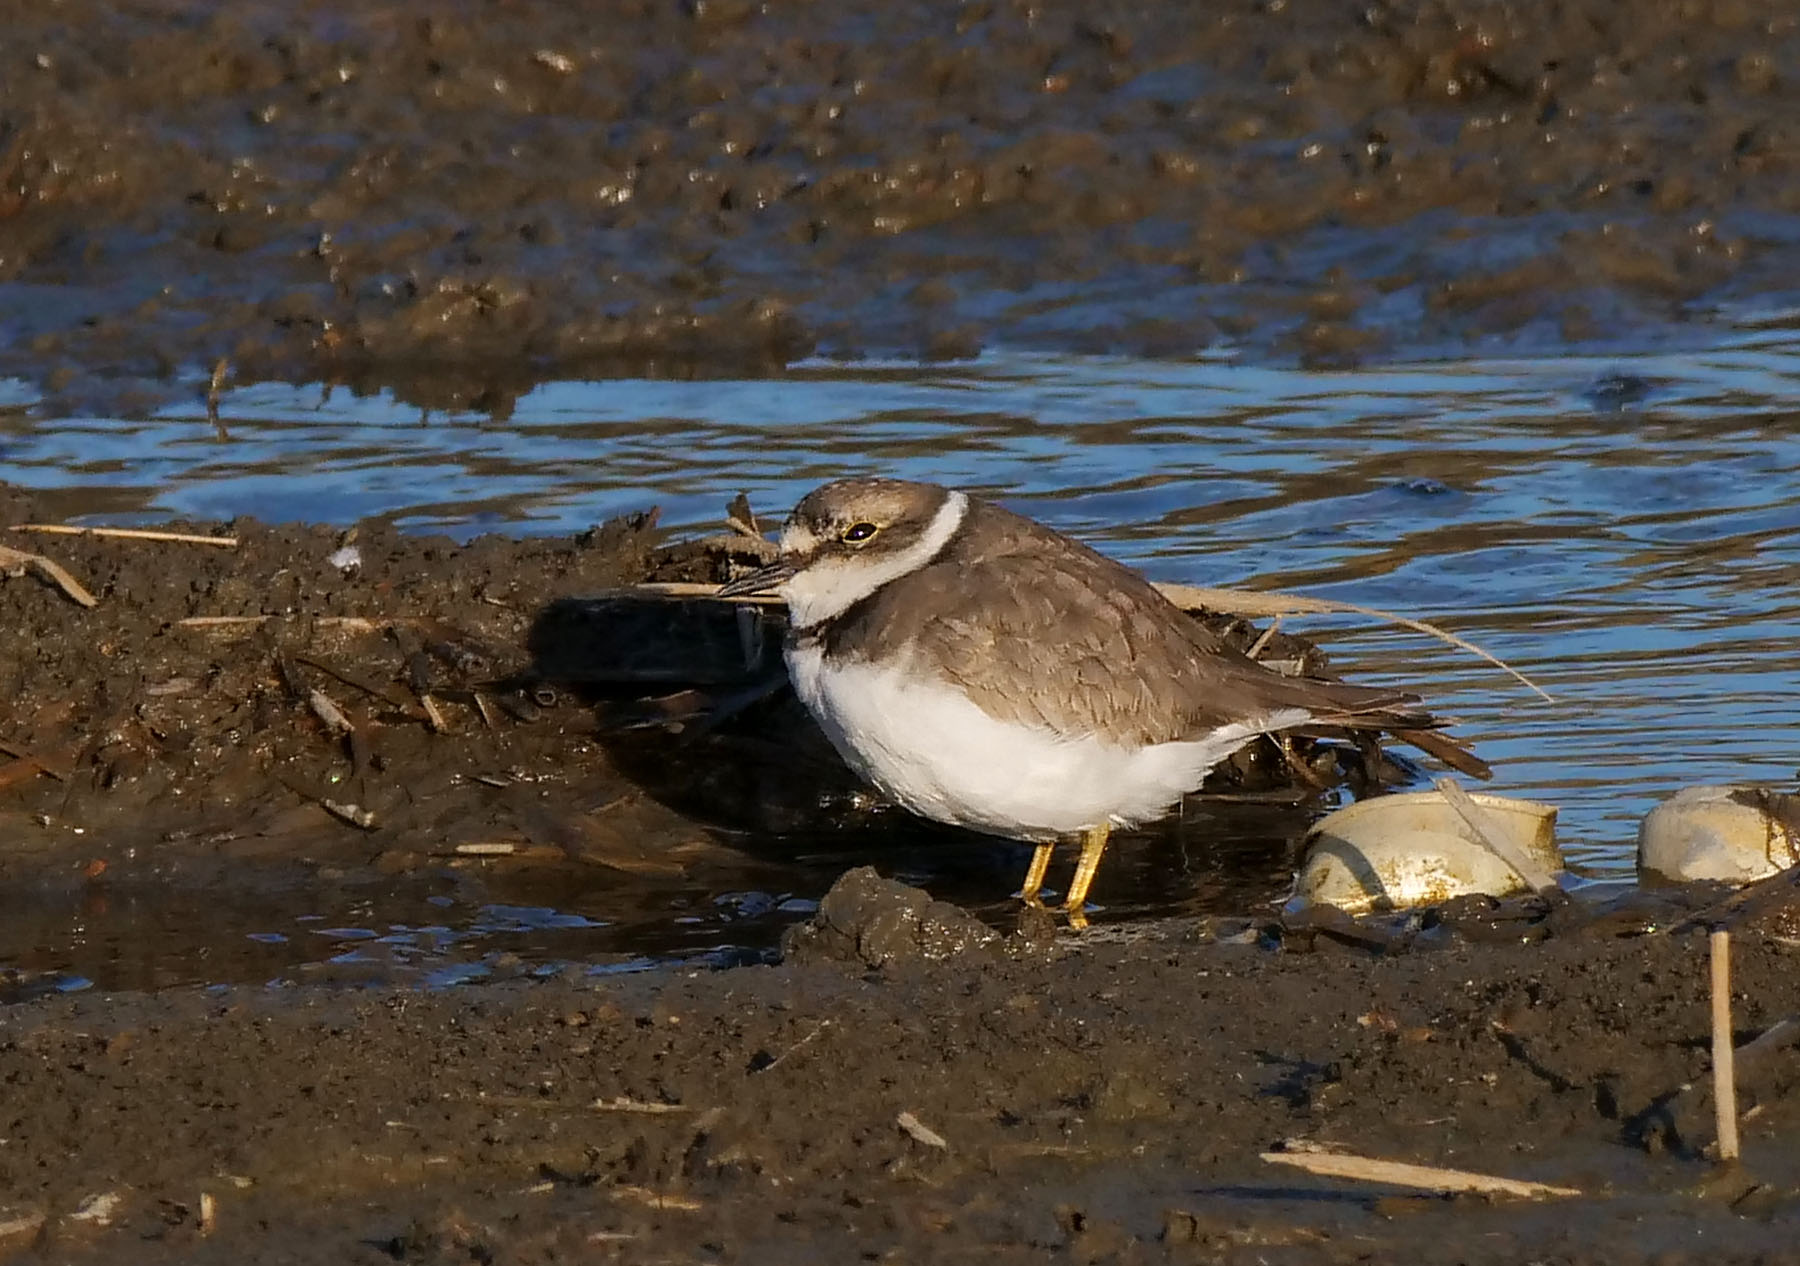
[{"x1": 5, "y1": 0, "x2": 1800, "y2": 414}]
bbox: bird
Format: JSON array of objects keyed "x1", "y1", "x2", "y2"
[{"x1": 716, "y1": 478, "x2": 1481, "y2": 923}]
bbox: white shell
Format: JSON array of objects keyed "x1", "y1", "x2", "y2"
[
  {"x1": 1291, "y1": 790, "x2": 1561, "y2": 914},
  {"x1": 1637, "y1": 785, "x2": 1800, "y2": 884}
]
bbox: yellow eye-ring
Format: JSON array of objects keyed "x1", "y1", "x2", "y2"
[{"x1": 840, "y1": 522, "x2": 879, "y2": 544}]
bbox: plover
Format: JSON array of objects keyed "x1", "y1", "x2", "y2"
[{"x1": 718, "y1": 478, "x2": 1477, "y2": 921}]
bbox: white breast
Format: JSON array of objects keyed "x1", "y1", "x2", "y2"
[{"x1": 786, "y1": 642, "x2": 1310, "y2": 840}]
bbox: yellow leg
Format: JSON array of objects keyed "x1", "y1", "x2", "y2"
[
  {"x1": 1063, "y1": 823, "x2": 1111, "y2": 926},
  {"x1": 1018, "y1": 841, "x2": 1055, "y2": 904}
]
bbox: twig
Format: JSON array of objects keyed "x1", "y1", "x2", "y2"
[
  {"x1": 646, "y1": 581, "x2": 781, "y2": 602},
  {"x1": 1434, "y1": 777, "x2": 1559, "y2": 893},
  {"x1": 1260, "y1": 1149, "x2": 1580, "y2": 1198},
  {"x1": 276, "y1": 775, "x2": 377, "y2": 829},
  {"x1": 13, "y1": 524, "x2": 237, "y2": 547},
  {"x1": 418, "y1": 692, "x2": 449, "y2": 733},
  {"x1": 474, "y1": 1093, "x2": 693, "y2": 1114},
  {"x1": 306, "y1": 689, "x2": 354, "y2": 735},
  {"x1": 609, "y1": 1186, "x2": 703, "y2": 1212},
  {"x1": 0, "y1": 543, "x2": 97, "y2": 608},
  {"x1": 896, "y1": 1111, "x2": 949, "y2": 1150},
  {"x1": 589, "y1": 1097, "x2": 691, "y2": 1114},
  {"x1": 294, "y1": 653, "x2": 410, "y2": 709},
  {"x1": 473, "y1": 691, "x2": 500, "y2": 729},
  {"x1": 452, "y1": 841, "x2": 518, "y2": 856},
  {"x1": 753, "y1": 1019, "x2": 831, "y2": 1073},
  {"x1": 176, "y1": 614, "x2": 384, "y2": 632},
  {"x1": 1157, "y1": 583, "x2": 1551, "y2": 703},
  {"x1": 1712, "y1": 930, "x2": 1740, "y2": 1162},
  {"x1": 320, "y1": 798, "x2": 377, "y2": 830},
  {"x1": 1246, "y1": 614, "x2": 1283, "y2": 660},
  {"x1": 639, "y1": 579, "x2": 1552, "y2": 702}
]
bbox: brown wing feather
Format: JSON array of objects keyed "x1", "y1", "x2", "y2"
[{"x1": 822, "y1": 499, "x2": 1434, "y2": 746}]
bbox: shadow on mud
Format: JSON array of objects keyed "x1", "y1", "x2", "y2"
[{"x1": 521, "y1": 592, "x2": 1361, "y2": 925}]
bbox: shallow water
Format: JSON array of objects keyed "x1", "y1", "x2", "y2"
[{"x1": 4, "y1": 322, "x2": 1799, "y2": 986}]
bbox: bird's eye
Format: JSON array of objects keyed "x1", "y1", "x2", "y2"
[{"x1": 840, "y1": 521, "x2": 879, "y2": 544}]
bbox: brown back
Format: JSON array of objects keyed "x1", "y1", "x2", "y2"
[{"x1": 809, "y1": 497, "x2": 1429, "y2": 746}]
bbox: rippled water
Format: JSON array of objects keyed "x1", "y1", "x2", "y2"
[{"x1": 4, "y1": 322, "x2": 1799, "y2": 984}]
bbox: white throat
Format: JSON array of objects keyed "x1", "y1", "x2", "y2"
[{"x1": 780, "y1": 491, "x2": 968, "y2": 629}]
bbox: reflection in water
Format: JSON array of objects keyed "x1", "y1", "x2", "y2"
[{"x1": 2, "y1": 326, "x2": 1799, "y2": 986}]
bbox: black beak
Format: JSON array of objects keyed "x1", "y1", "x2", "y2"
[{"x1": 716, "y1": 561, "x2": 795, "y2": 599}]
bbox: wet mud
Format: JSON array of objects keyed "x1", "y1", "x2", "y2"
[
  {"x1": 4, "y1": 874, "x2": 1800, "y2": 1264},
  {"x1": 5, "y1": 0, "x2": 1800, "y2": 413},
  {"x1": 3, "y1": 494, "x2": 1800, "y2": 1261},
  {"x1": 0, "y1": 482, "x2": 1403, "y2": 988}
]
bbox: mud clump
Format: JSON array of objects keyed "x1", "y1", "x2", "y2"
[
  {"x1": 780, "y1": 865, "x2": 1008, "y2": 967},
  {"x1": 6, "y1": 0, "x2": 1800, "y2": 412}
]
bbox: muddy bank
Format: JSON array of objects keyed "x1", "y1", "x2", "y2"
[
  {"x1": 4, "y1": 500, "x2": 1800, "y2": 1261},
  {"x1": 1, "y1": 872, "x2": 1798, "y2": 1264},
  {"x1": 0, "y1": 484, "x2": 1419, "y2": 990},
  {"x1": 6, "y1": 0, "x2": 1800, "y2": 412}
]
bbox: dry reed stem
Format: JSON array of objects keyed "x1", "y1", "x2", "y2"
[
  {"x1": 13, "y1": 523, "x2": 238, "y2": 547},
  {"x1": 176, "y1": 614, "x2": 384, "y2": 632},
  {"x1": 419, "y1": 692, "x2": 449, "y2": 733},
  {"x1": 896, "y1": 1111, "x2": 950, "y2": 1150},
  {"x1": 1434, "y1": 776, "x2": 1559, "y2": 892},
  {"x1": 1712, "y1": 930, "x2": 1740, "y2": 1162},
  {"x1": 646, "y1": 579, "x2": 1552, "y2": 702},
  {"x1": 0, "y1": 543, "x2": 97, "y2": 607},
  {"x1": 1260, "y1": 1149, "x2": 1580, "y2": 1198}
]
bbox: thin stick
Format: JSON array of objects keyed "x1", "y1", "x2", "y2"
[
  {"x1": 1246, "y1": 614, "x2": 1283, "y2": 660},
  {"x1": 1712, "y1": 929, "x2": 1740, "y2": 1162},
  {"x1": 452, "y1": 841, "x2": 518, "y2": 856},
  {"x1": 1157, "y1": 582, "x2": 1551, "y2": 703},
  {"x1": 896, "y1": 1111, "x2": 950, "y2": 1150},
  {"x1": 1260, "y1": 1149, "x2": 1580, "y2": 1198},
  {"x1": 639, "y1": 579, "x2": 1552, "y2": 703},
  {"x1": 176, "y1": 614, "x2": 384, "y2": 632},
  {"x1": 589, "y1": 1097, "x2": 691, "y2": 1114},
  {"x1": 0, "y1": 544, "x2": 98, "y2": 608},
  {"x1": 12, "y1": 524, "x2": 238, "y2": 547},
  {"x1": 1434, "y1": 776, "x2": 1559, "y2": 893}
]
